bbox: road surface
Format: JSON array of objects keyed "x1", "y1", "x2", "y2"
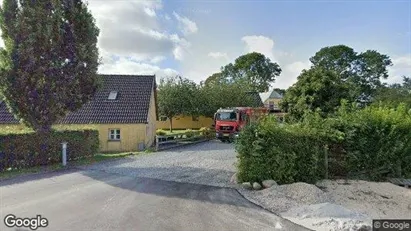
[{"x1": 0, "y1": 142, "x2": 310, "y2": 231}]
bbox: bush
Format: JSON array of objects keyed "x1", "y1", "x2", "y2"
[
  {"x1": 332, "y1": 103, "x2": 411, "y2": 180},
  {"x1": 156, "y1": 129, "x2": 166, "y2": 136},
  {"x1": 199, "y1": 127, "x2": 214, "y2": 139},
  {"x1": 235, "y1": 115, "x2": 328, "y2": 184},
  {"x1": 185, "y1": 129, "x2": 194, "y2": 138},
  {"x1": 235, "y1": 104, "x2": 411, "y2": 184},
  {"x1": 0, "y1": 129, "x2": 99, "y2": 171}
]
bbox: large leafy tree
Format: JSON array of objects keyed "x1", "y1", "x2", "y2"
[
  {"x1": 198, "y1": 82, "x2": 256, "y2": 117},
  {"x1": 281, "y1": 45, "x2": 392, "y2": 120},
  {"x1": 281, "y1": 67, "x2": 350, "y2": 120},
  {"x1": 0, "y1": 0, "x2": 100, "y2": 133},
  {"x1": 157, "y1": 76, "x2": 198, "y2": 132},
  {"x1": 203, "y1": 72, "x2": 224, "y2": 87},
  {"x1": 211, "y1": 52, "x2": 281, "y2": 92},
  {"x1": 309, "y1": 45, "x2": 392, "y2": 102}
]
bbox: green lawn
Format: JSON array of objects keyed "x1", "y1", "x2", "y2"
[{"x1": 0, "y1": 152, "x2": 144, "y2": 180}]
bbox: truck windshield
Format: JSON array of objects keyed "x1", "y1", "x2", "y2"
[{"x1": 216, "y1": 112, "x2": 237, "y2": 121}]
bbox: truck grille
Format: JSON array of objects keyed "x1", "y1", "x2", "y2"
[{"x1": 220, "y1": 126, "x2": 234, "y2": 131}]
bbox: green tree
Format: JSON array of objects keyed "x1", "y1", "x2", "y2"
[
  {"x1": 373, "y1": 76, "x2": 411, "y2": 108},
  {"x1": 203, "y1": 72, "x2": 224, "y2": 87},
  {"x1": 198, "y1": 82, "x2": 256, "y2": 117},
  {"x1": 0, "y1": 0, "x2": 100, "y2": 133},
  {"x1": 282, "y1": 45, "x2": 392, "y2": 121},
  {"x1": 281, "y1": 67, "x2": 350, "y2": 120},
  {"x1": 219, "y1": 52, "x2": 281, "y2": 92},
  {"x1": 157, "y1": 76, "x2": 198, "y2": 132},
  {"x1": 309, "y1": 45, "x2": 392, "y2": 102}
]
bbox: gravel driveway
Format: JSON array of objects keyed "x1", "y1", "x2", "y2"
[{"x1": 81, "y1": 140, "x2": 238, "y2": 188}]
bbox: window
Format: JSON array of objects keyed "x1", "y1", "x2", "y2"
[
  {"x1": 269, "y1": 102, "x2": 275, "y2": 110},
  {"x1": 160, "y1": 116, "x2": 167, "y2": 121},
  {"x1": 216, "y1": 112, "x2": 237, "y2": 121},
  {"x1": 192, "y1": 116, "x2": 199, "y2": 121},
  {"x1": 109, "y1": 129, "x2": 120, "y2": 140},
  {"x1": 108, "y1": 91, "x2": 118, "y2": 100}
]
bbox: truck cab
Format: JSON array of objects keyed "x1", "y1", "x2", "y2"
[{"x1": 214, "y1": 107, "x2": 267, "y2": 142}]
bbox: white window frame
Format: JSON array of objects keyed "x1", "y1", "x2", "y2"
[
  {"x1": 109, "y1": 129, "x2": 121, "y2": 141},
  {"x1": 108, "y1": 91, "x2": 118, "y2": 100}
]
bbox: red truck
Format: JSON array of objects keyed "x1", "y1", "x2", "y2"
[{"x1": 213, "y1": 107, "x2": 269, "y2": 142}]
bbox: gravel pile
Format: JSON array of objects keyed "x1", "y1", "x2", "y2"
[
  {"x1": 281, "y1": 203, "x2": 371, "y2": 231},
  {"x1": 81, "y1": 141, "x2": 238, "y2": 188},
  {"x1": 316, "y1": 179, "x2": 411, "y2": 219},
  {"x1": 238, "y1": 179, "x2": 411, "y2": 231},
  {"x1": 238, "y1": 182, "x2": 331, "y2": 214}
]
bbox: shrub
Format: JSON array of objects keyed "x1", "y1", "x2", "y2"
[
  {"x1": 0, "y1": 129, "x2": 99, "y2": 171},
  {"x1": 185, "y1": 129, "x2": 194, "y2": 138},
  {"x1": 235, "y1": 115, "x2": 328, "y2": 184},
  {"x1": 199, "y1": 127, "x2": 214, "y2": 139},
  {"x1": 156, "y1": 129, "x2": 166, "y2": 136},
  {"x1": 236, "y1": 104, "x2": 411, "y2": 184},
  {"x1": 333, "y1": 103, "x2": 411, "y2": 180}
]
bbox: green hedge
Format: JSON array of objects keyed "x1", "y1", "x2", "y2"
[
  {"x1": 235, "y1": 103, "x2": 411, "y2": 184},
  {"x1": 332, "y1": 103, "x2": 411, "y2": 180},
  {"x1": 0, "y1": 130, "x2": 99, "y2": 171},
  {"x1": 235, "y1": 116, "x2": 328, "y2": 184}
]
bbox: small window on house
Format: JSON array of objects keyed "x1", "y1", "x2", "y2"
[
  {"x1": 109, "y1": 129, "x2": 120, "y2": 140},
  {"x1": 160, "y1": 116, "x2": 167, "y2": 121},
  {"x1": 269, "y1": 102, "x2": 275, "y2": 109},
  {"x1": 192, "y1": 116, "x2": 199, "y2": 121},
  {"x1": 108, "y1": 91, "x2": 118, "y2": 100}
]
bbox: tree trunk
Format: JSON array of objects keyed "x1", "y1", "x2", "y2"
[
  {"x1": 34, "y1": 124, "x2": 52, "y2": 134},
  {"x1": 34, "y1": 125, "x2": 52, "y2": 166},
  {"x1": 169, "y1": 117, "x2": 173, "y2": 133}
]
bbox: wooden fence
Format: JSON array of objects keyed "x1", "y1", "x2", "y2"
[{"x1": 155, "y1": 130, "x2": 214, "y2": 151}]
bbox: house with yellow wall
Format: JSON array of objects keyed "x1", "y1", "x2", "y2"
[
  {"x1": 263, "y1": 90, "x2": 284, "y2": 112},
  {"x1": 0, "y1": 75, "x2": 158, "y2": 152},
  {"x1": 156, "y1": 115, "x2": 213, "y2": 130},
  {"x1": 261, "y1": 89, "x2": 287, "y2": 120}
]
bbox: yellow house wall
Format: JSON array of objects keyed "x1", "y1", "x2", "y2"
[
  {"x1": 95, "y1": 124, "x2": 147, "y2": 152},
  {"x1": 156, "y1": 115, "x2": 213, "y2": 130},
  {"x1": 52, "y1": 124, "x2": 148, "y2": 152},
  {"x1": 145, "y1": 89, "x2": 157, "y2": 147},
  {"x1": 0, "y1": 124, "x2": 28, "y2": 134},
  {"x1": 264, "y1": 98, "x2": 282, "y2": 106}
]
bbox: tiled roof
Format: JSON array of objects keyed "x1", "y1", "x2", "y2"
[
  {"x1": 268, "y1": 90, "x2": 283, "y2": 99},
  {"x1": 246, "y1": 92, "x2": 264, "y2": 107},
  {"x1": 0, "y1": 75, "x2": 156, "y2": 124},
  {"x1": 0, "y1": 101, "x2": 19, "y2": 124}
]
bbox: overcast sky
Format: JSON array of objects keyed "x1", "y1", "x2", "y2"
[{"x1": 0, "y1": 0, "x2": 410, "y2": 101}]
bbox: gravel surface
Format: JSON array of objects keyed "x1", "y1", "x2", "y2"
[
  {"x1": 238, "y1": 182, "x2": 331, "y2": 214},
  {"x1": 316, "y1": 179, "x2": 411, "y2": 219},
  {"x1": 81, "y1": 140, "x2": 238, "y2": 188},
  {"x1": 238, "y1": 180, "x2": 411, "y2": 231}
]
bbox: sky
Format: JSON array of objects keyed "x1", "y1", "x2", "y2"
[{"x1": 0, "y1": 0, "x2": 410, "y2": 101}]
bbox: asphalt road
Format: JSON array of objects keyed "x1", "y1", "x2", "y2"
[{"x1": 0, "y1": 169, "x2": 309, "y2": 231}]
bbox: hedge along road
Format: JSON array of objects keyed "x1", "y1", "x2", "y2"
[{"x1": 0, "y1": 141, "x2": 310, "y2": 231}]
